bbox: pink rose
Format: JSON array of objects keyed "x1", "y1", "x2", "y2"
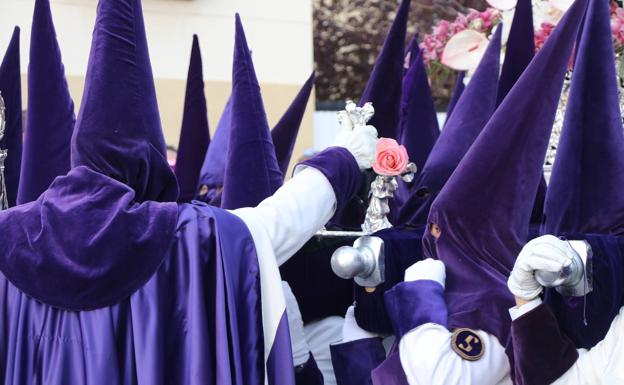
[{"x1": 372, "y1": 138, "x2": 409, "y2": 176}]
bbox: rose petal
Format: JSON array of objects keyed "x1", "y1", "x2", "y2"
[
  {"x1": 376, "y1": 138, "x2": 400, "y2": 152},
  {"x1": 486, "y1": 0, "x2": 517, "y2": 10},
  {"x1": 441, "y1": 30, "x2": 489, "y2": 71}
]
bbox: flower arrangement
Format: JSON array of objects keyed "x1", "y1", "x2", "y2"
[
  {"x1": 422, "y1": 0, "x2": 624, "y2": 77},
  {"x1": 420, "y1": 8, "x2": 503, "y2": 96}
]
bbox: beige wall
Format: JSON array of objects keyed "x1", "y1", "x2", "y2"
[{"x1": 5, "y1": 0, "x2": 315, "y2": 174}]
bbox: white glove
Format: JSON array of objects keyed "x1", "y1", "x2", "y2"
[
  {"x1": 333, "y1": 111, "x2": 378, "y2": 170},
  {"x1": 282, "y1": 282, "x2": 310, "y2": 366},
  {"x1": 404, "y1": 258, "x2": 446, "y2": 288},
  {"x1": 508, "y1": 235, "x2": 578, "y2": 301},
  {"x1": 342, "y1": 305, "x2": 379, "y2": 343}
]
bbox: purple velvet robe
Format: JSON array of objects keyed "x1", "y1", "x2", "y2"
[{"x1": 0, "y1": 167, "x2": 281, "y2": 385}]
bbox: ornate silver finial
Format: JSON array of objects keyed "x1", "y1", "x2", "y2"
[
  {"x1": 0, "y1": 92, "x2": 9, "y2": 210},
  {"x1": 0, "y1": 91, "x2": 5, "y2": 140},
  {"x1": 339, "y1": 100, "x2": 374, "y2": 128},
  {"x1": 331, "y1": 236, "x2": 385, "y2": 287},
  {"x1": 362, "y1": 162, "x2": 417, "y2": 234}
]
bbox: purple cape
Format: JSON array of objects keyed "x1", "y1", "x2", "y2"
[{"x1": 0, "y1": 168, "x2": 268, "y2": 384}]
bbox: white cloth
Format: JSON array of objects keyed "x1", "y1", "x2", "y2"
[
  {"x1": 231, "y1": 167, "x2": 338, "y2": 383},
  {"x1": 305, "y1": 316, "x2": 344, "y2": 385},
  {"x1": 508, "y1": 235, "x2": 578, "y2": 300},
  {"x1": 508, "y1": 298, "x2": 543, "y2": 321},
  {"x1": 404, "y1": 259, "x2": 446, "y2": 288},
  {"x1": 550, "y1": 306, "x2": 624, "y2": 384},
  {"x1": 399, "y1": 325, "x2": 512, "y2": 385},
  {"x1": 282, "y1": 281, "x2": 311, "y2": 367},
  {"x1": 341, "y1": 305, "x2": 380, "y2": 343}
]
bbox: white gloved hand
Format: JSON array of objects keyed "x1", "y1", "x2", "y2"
[
  {"x1": 282, "y1": 282, "x2": 310, "y2": 366},
  {"x1": 404, "y1": 258, "x2": 446, "y2": 288},
  {"x1": 508, "y1": 235, "x2": 578, "y2": 301},
  {"x1": 333, "y1": 111, "x2": 378, "y2": 170},
  {"x1": 342, "y1": 305, "x2": 379, "y2": 343}
]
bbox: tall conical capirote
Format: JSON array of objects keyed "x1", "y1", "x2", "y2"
[
  {"x1": 18, "y1": 0, "x2": 75, "y2": 205},
  {"x1": 175, "y1": 34, "x2": 211, "y2": 203},
  {"x1": 0, "y1": 27, "x2": 23, "y2": 207},
  {"x1": 425, "y1": 0, "x2": 587, "y2": 344},
  {"x1": 394, "y1": 49, "x2": 440, "y2": 212},
  {"x1": 496, "y1": 0, "x2": 535, "y2": 105},
  {"x1": 542, "y1": 0, "x2": 624, "y2": 235},
  {"x1": 404, "y1": 34, "x2": 420, "y2": 70},
  {"x1": 71, "y1": 0, "x2": 178, "y2": 202},
  {"x1": 358, "y1": 0, "x2": 411, "y2": 140},
  {"x1": 220, "y1": 14, "x2": 283, "y2": 210},
  {"x1": 444, "y1": 71, "x2": 465, "y2": 126},
  {"x1": 397, "y1": 26, "x2": 502, "y2": 226},
  {"x1": 271, "y1": 72, "x2": 315, "y2": 178},
  {"x1": 197, "y1": 96, "x2": 231, "y2": 202},
  {"x1": 399, "y1": 49, "x2": 439, "y2": 175}
]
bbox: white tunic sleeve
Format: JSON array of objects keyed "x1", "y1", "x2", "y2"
[
  {"x1": 226, "y1": 166, "x2": 339, "y2": 381},
  {"x1": 551, "y1": 306, "x2": 624, "y2": 385},
  {"x1": 399, "y1": 323, "x2": 512, "y2": 385},
  {"x1": 230, "y1": 166, "x2": 337, "y2": 266}
]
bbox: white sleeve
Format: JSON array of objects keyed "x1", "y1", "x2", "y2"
[
  {"x1": 508, "y1": 298, "x2": 543, "y2": 321},
  {"x1": 230, "y1": 165, "x2": 337, "y2": 266},
  {"x1": 399, "y1": 323, "x2": 512, "y2": 385},
  {"x1": 550, "y1": 306, "x2": 624, "y2": 385}
]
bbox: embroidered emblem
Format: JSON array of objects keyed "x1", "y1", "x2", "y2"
[{"x1": 451, "y1": 328, "x2": 485, "y2": 361}]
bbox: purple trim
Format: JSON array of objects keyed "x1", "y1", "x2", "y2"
[
  {"x1": 384, "y1": 280, "x2": 447, "y2": 339},
  {"x1": 299, "y1": 147, "x2": 362, "y2": 218},
  {"x1": 511, "y1": 304, "x2": 578, "y2": 385},
  {"x1": 330, "y1": 338, "x2": 386, "y2": 385},
  {"x1": 295, "y1": 353, "x2": 324, "y2": 385},
  {"x1": 266, "y1": 311, "x2": 296, "y2": 385},
  {"x1": 371, "y1": 350, "x2": 409, "y2": 385}
]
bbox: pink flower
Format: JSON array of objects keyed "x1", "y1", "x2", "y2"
[
  {"x1": 441, "y1": 29, "x2": 489, "y2": 71},
  {"x1": 534, "y1": 22, "x2": 555, "y2": 52},
  {"x1": 372, "y1": 138, "x2": 409, "y2": 176}
]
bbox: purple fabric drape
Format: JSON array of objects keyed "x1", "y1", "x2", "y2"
[
  {"x1": 0, "y1": 196, "x2": 269, "y2": 384},
  {"x1": 330, "y1": 338, "x2": 386, "y2": 385}
]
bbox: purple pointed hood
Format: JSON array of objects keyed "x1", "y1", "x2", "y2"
[
  {"x1": 359, "y1": 0, "x2": 410, "y2": 140},
  {"x1": 271, "y1": 72, "x2": 315, "y2": 177},
  {"x1": 70, "y1": 0, "x2": 178, "y2": 202},
  {"x1": 399, "y1": 49, "x2": 440, "y2": 175},
  {"x1": 542, "y1": 0, "x2": 624, "y2": 235},
  {"x1": 393, "y1": 49, "x2": 440, "y2": 212},
  {"x1": 18, "y1": 0, "x2": 75, "y2": 205},
  {"x1": 197, "y1": 96, "x2": 231, "y2": 197},
  {"x1": 0, "y1": 27, "x2": 23, "y2": 207},
  {"x1": 497, "y1": 0, "x2": 535, "y2": 105},
  {"x1": 220, "y1": 14, "x2": 283, "y2": 210},
  {"x1": 444, "y1": 71, "x2": 465, "y2": 126},
  {"x1": 175, "y1": 35, "x2": 211, "y2": 203},
  {"x1": 425, "y1": 0, "x2": 586, "y2": 343},
  {"x1": 404, "y1": 34, "x2": 420, "y2": 69},
  {"x1": 397, "y1": 26, "x2": 502, "y2": 226}
]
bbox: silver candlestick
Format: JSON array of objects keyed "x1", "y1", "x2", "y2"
[
  {"x1": 0, "y1": 92, "x2": 7, "y2": 210},
  {"x1": 361, "y1": 162, "x2": 417, "y2": 234}
]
